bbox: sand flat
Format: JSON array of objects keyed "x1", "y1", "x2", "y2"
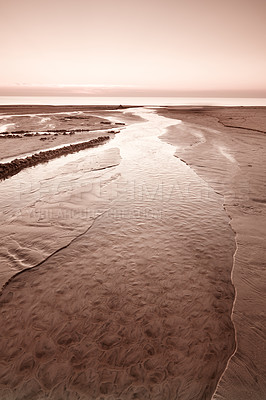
[
  {"x1": 158, "y1": 106, "x2": 266, "y2": 399},
  {"x1": 0, "y1": 108, "x2": 122, "y2": 161}
]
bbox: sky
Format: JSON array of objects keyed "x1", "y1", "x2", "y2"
[{"x1": 1, "y1": 0, "x2": 266, "y2": 97}]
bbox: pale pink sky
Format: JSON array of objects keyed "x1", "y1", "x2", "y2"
[{"x1": 1, "y1": 0, "x2": 266, "y2": 96}]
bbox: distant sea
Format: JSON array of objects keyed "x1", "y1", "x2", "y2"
[{"x1": 0, "y1": 96, "x2": 266, "y2": 107}]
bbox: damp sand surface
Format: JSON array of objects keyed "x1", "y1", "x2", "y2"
[
  {"x1": 0, "y1": 105, "x2": 143, "y2": 161},
  {"x1": 0, "y1": 108, "x2": 236, "y2": 399},
  {"x1": 158, "y1": 106, "x2": 266, "y2": 400}
]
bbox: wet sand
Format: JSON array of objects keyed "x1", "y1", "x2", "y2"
[
  {"x1": 0, "y1": 106, "x2": 142, "y2": 287},
  {"x1": 0, "y1": 105, "x2": 264, "y2": 399},
  {"x1": 0, "y1": 106, "x2": 130, "y2": 161},
  {"x1": 158, "y1": 106, "x2": 266, "y2": 399}
]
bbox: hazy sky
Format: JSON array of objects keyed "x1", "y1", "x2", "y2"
[{"x1": 1, "y1": 0, "x2": 266, "y2": 96}]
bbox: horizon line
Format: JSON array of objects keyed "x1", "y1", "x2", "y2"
[{"x1": 1, "y1": 85, "x2": 266, "y2": 99}]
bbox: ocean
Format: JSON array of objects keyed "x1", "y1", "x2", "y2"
[{"x1": 0, "y1": 96, "x2": 266, "y2": 106}]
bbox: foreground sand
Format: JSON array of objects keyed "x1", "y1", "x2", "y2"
[{"x1": 158, "y1": 106, "x2": 266, "y2": 399}]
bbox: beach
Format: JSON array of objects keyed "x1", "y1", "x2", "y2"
[{"x1": 0, "y1": 105, "x2": 265, "y2": 399}]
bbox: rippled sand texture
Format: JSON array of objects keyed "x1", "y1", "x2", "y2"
[
  {"x1": 159, "y1": 106, "x2": 266, "y2": 399},
  {"x1": 0, "y1": 109, "x2": 235, "y2": 399}
]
